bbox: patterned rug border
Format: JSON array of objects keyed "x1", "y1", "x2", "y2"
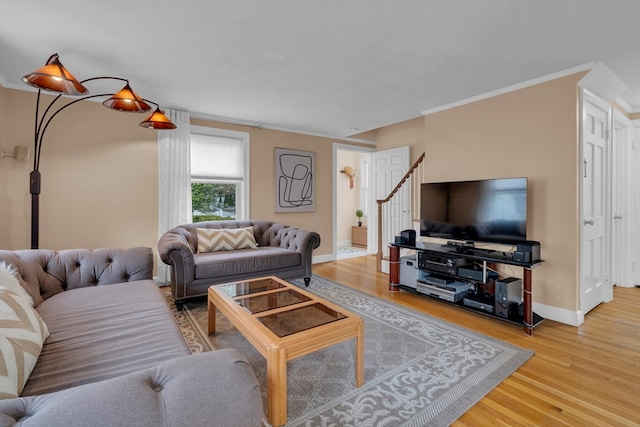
[
  {"x1": 286, "y1": 276, "x2": 534, "y2": 427},
  {"x1": 291, "y1": 276, "x2": 531, "y2": 356},
  {"x1": 165, "y1": 276, "x2": 534, "y2": 426}
]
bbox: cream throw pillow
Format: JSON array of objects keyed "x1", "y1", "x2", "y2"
[
  {"x1": 0, "y1": 289, "x2": 49, "y2": 399},
  {"x1": 0, "y1": 261, "x2": 34, "y2": 307},
  {"x1": 197, "y1": 227, "x2": 258, "y2": 252}
]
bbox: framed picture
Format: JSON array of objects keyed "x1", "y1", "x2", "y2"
[{"x1": 275, "y1": 147, "x2": 315, "y2": 212}]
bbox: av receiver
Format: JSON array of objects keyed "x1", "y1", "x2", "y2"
[{"x1": 418, "y1": 251, "x2": 468, "y2": 275}]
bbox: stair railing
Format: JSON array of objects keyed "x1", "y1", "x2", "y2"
[{"x1": 376, "y1": 152, "x2": 425, "y2": 271}]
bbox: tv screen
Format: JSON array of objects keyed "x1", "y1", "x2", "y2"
[{"x1": 420, "y1": 177, "x2": 527, "y2": 245}]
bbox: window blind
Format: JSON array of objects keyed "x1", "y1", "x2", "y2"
[{"x1": 190, "y1": 133, "x2": 243, "y2": 180}]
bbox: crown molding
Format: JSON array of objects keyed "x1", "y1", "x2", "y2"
[
  {"x1": 613, "y1": 96, "x2": 638, "y2": 114},
  {"x1": 189, "y1": 111, "x2": 376, "y2": 145},
  {"x1": 421, "y1": 62, "x2": 596, "y2": 117}
]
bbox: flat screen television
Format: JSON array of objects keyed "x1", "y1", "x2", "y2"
[{"x1": 420, "y1": 177, "x2": 527, "y2": 245}]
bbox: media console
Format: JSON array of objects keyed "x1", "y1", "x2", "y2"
[{"x1": 389, "y1": 241, "x2": 544, "y2": 335}]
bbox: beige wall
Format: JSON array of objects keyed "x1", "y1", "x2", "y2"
[
  {"x1": 191, "y1": 118, "x2": 359, "y2": 257},
  {"x1": 0, "y1": 71, "x2": 624, "y2": 315},
  {"x1": 375, "y1": 73, "x2": 586, "y2": 312},
  {"x1": 0, "y1": 86, "x2": 5, "y2": 246},
  {"x1": 0, "y1": 88, "x2": 159, "y2": 251},
  {"x1": 0, "y1": 87, "x2": 363, "y2": 262},
  {"x1": 336, "y1": 150, "x2": 367, "y2": 244}
]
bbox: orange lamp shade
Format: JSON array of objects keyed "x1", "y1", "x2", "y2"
[
  {"x1": 139, "y1": 108, "x2": 176, "y2": 130},
  {"x1": 22, "y1": 53, "x2": 88, "y2": 95},
  {"x1": 103, "y1": 84, "x2": 152, "y2": 112}
]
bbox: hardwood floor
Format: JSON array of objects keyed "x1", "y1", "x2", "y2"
[{"x1": 313, "y1": 255, "x2": 640, "y2": 427}]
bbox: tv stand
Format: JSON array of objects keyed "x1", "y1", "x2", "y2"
[{"x1": 389, "y1": 241, "x2": 544, "y2": 335}]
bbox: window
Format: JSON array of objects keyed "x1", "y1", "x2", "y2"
[{"x1": 190, "y1": 126, "x2": 249, "y2": 222}]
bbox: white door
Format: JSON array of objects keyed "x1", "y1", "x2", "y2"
[
  {"x1": 611, "y1": 112, "x2": 633, "y2": 287},
  {"x1": 370, "y1": 146, "x2": 411, "y2": 259},
  {"x1": 633, "y1": 124, "x2": 640, "y2": 287},
  {"x1": 581, "y1": 92, "x2": 611, "y2": 314}
]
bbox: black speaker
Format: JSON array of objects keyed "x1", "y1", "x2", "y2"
[
  {"x1": 516, "y1": 241, "x2": 540, "y2": 262},
  {"x1": 400, "y1": 229, "x2": 416, "y2": 246},
  {"x1": 513, "y1": 251, "x2": 526, "y2": 263}
]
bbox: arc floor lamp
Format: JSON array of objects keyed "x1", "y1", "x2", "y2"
[{"x1": 22, "y1": 53, "x2": 177, "y2": 249}]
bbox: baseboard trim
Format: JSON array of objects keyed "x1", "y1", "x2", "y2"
[
  {"x1": 532, "y1": 302, "x2": 583, "y2": 327},
  {"x1": 313, "y1": 254, "x2": 336, "y2": 264}
]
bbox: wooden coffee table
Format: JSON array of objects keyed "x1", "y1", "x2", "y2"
[{"x1": 208, "y1": 276, "x2": 364, "y2": 427}]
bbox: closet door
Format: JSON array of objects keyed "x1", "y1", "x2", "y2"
[{"x1": 581, "y1": 91, "x2": 611, "y2": 314}]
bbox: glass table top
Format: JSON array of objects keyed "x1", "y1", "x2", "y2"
[
  {"x1": 213, "y1": 277, "x2": 350, "y2": 338},
  {"x1": 236, "y1": 289, "x2": 311, "y2": 314},
  {"x1": 218, "y1": 277, "x2": 286, "y2": 297},
  {"x1": 258, "y1": 303, "x2": 348, "y2": 337}
]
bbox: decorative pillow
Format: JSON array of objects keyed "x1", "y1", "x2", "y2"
[
  {"x1": 197, "y1": 227, "x2": 258, "y2": 252},
  {"x1": 0, "y1": 261, "x2": 34, "y2": 307},
  {"x1": 0, "y1": 289, "x2": 49, "y2": 399}
]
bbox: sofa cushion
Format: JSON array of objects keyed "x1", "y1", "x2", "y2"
[
  {"x1": 197, "y1": 227, "x2": 258, "y2": 252},
  {"x1": 0, "y1": 289, "x2": 49, "y2": 399},
  {"x1": 194, "y1": 247, "x2": 301, "y2": 279},
  {"x1": 0, "y1": 350, "x2": 263, "y2": 427},
  {"x1": 21, "y1": 280, "x2": 189, "y2": 396}
]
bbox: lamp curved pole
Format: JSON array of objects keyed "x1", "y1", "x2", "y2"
[
  {"x1": 28, "y1": 76, "x2": 152, "y2": 249},
  {"x1": 32, "y1": 76, "x2": 131, "y2": 171},
  {"x1": 33, "y1": 91, "x2": 119, "y2": 171}
]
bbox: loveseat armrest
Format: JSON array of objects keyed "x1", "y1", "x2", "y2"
[
  {"x1": 273, "y1": 225, "x2": 321, "y2": 253},
  {"x1": 0, "y1": 350, "x2": 264, "y2": 427},
  {"x1": 158, "y1": 228, "x2": 197, "y2": 285},
  {"x1": 271, "y1": 225, "x2": 321, "y2": 281}
]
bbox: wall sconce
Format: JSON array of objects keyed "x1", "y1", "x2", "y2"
[
  {"x1": 2, "y1": 146, "x2": 30, "y2": 161},
  {"x1": 22, "y1": 53, "x2": 177, "y2": 249},
  {"x1": 340, "y1": 165, "x2": 356, "y2": 189}
]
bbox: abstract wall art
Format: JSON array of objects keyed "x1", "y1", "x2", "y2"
[{"x1": 275, "y1": 147, "x2": 315, "y2": 212}]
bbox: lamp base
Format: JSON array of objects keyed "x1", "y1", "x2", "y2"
[{"x1": 30, "y1": 171, "x2": 41, "y2": 249}]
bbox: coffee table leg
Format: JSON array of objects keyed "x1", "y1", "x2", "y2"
[
  {"x1": 267, "y1": 347, "x2": 287, "y2": 427},
  {"x1": 356, "y1": 321, "x2": 364, "y2": 387},
  {"x1": 207, "y1": 298, "x2": 216, "y2": 335}
]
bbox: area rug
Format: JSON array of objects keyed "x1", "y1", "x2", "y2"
[{"x1": 165, "y1": 276, "x2": 533, "y2": 426}]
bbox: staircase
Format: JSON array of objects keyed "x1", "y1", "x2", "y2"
[{"x1": 376, "y1": 152, "x2": 425, "y2": 272}]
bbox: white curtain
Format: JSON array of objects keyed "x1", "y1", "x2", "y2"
[{"x1": 157, "y1": 109, "x2": 192, "y2": 285}]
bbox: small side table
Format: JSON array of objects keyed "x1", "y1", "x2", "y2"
[{"x1": 351, "y1": 226, "x2": 367, "y2": 247}]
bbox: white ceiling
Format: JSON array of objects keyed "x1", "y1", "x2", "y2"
[{"x1": 1, "y1": 0, "x2": 639, "y2": 138}]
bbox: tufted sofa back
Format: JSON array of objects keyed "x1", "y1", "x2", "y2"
[
  {"x1": 0, "y1": 247, "x2": 153, "y2": 307},
  {"x1": 159, "y1": 220, "x2": 313, "y2": 255}
]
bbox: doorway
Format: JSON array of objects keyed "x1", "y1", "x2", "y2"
[
  {"x1": 611, "y1": 110, "x2": 634, "y2": 288},
  {"x1": 334, "y1": 144, "x2": 374, "y2": 260}
]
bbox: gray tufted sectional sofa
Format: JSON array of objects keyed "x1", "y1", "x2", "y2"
[
  {"x1": 158, "y1": 220, "x2": 321, "y2": 309},
  {"x1": 0, "y1": 247, "x2": 263, "y2": 427}
]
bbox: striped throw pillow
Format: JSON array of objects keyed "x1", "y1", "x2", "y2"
[
  {"x1": 197, "y1": 227, "x2": 258, "y2": 252},
  {"x1": 0, "y1": 289, "x2": 49, "y2": 399}
]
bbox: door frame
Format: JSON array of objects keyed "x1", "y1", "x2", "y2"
[{"x1": 333, "y1": 143, "x2": 375, "y2": 260}]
